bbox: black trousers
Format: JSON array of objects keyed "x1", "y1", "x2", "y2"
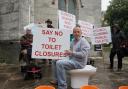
[{"x1": 109, "y1": 48, "x2": 123, "y2": 69}]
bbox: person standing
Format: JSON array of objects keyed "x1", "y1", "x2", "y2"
[
  {"x1": 50, "y1": 26, "x2": 90, "y2": 89},
  {"x1": 19, "y1": 29, "x2": 33, "y2": 64},
  {"x1": 109, "y1": 24, "x2": 126, "y2": 71}
]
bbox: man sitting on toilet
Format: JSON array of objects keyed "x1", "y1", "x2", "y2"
[{"x1": 50, "y1": 25, "x2": 90, "y2": 89}]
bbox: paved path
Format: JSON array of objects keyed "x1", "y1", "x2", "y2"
[{"x1": 0, "y1": 52, "x2": 128, "y2": 89}]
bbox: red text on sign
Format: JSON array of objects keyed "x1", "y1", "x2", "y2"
[
  {"x1": 54, "y1": 31, "x2": 63, "y2": 36},
  {"x1": 34, "y1": 51, "x2": 67, "y2": 57},
  {"x1": 42, "y1": 44, "x2": 61, "y2": 50},
  {"x1": 48, "y1": 37, "x2": 56, "y2": 42},
  {"x1": 42, "y1": 30, "x2": 53, "y2": 35}
]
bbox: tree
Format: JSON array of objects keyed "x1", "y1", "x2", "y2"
[{"x1": 104, "y1": 0, "x2": 128, "y2": 34}]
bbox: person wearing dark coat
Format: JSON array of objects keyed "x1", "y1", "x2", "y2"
[
  {"x1": 45, "y1": 19, "x2": 54, "y2": 28},
  {"x1": 109, "y1": 24, "x2": 126, "y2": 71},
  {"x1": 19, "y1": 29, "x2": 33, "y2": 64}
]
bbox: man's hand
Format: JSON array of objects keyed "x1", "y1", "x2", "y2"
[
  {"x1": 120, "y1": 45, "x2": 126, "y2": 48},
  {"x1": 65, "y1": 50, "x2": 73, "y2": 56}
]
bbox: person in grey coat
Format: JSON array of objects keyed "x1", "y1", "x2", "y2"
[{"x1": 50, "y1": 26, "x2": 90, "y2": 89}]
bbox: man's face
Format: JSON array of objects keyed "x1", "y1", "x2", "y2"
[
  {"x1": 73, "y1": 27, "x2": 82, "y2": 40},
  {"x1": 26, "y1": 29, "x2": 31, "y2": 34},
  {"x1": 113, "y1": 27, "x2": 117, "y2": 33},
  {"x1": 47, "y1": 22, "x2": 51, "y2": 25}
]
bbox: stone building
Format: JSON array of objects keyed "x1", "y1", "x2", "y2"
[{"x1": 0, "y1": 0, "x2": 101, "y2": 64}]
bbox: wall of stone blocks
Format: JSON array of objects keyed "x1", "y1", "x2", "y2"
[
  {"x1": 79, "y1": 0, "x2": 101, "y2": 27},
  {"x1": 19, "y1": 0, "x2": 34, "y2": 37},
  {"x1": 0, "y1": 0, "x2": 34, "y2": 64},
  {"x1": 0, "y1": 0, "x2": 20, "y2": 63},
  {"x1": 0, "y1": 0, "x2": 34, "y2": 40},
  {"x1": 34, "y1": 0, "x2": 58, "y2": 28},
  {"x1": 0, "y1": 0, "x2": 19, "y2": 40}
]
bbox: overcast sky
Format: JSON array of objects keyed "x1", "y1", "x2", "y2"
[{"x1": 102, "y1": 0, "x2": 111, "y2": 11}]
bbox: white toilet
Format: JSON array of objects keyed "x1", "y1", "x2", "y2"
[{"x1": 69, "y1": 65, "x2": 97, "y2": 89}]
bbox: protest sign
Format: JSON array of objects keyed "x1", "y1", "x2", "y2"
[
  {"x1": 91, "y1": 26, "x2": 111, "y2": 44},
  {"x1": 78, "y1": 20, "x2": 94, "y2": 37},
  {"x1": 58, "y1": 10, "x2": 76, "y2": 33},
  {"x1": 32, "y1": 28, "x2": 70, "y2": 59}
]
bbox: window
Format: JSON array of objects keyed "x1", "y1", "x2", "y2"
[
  {"x1": 58, "y1": 0, "x2": 76, "y2": 15},
  {"x1": 68, "y1": 0, "x2": 76, "y2": 15},
  {"x1": 58, "y1": 0, "x2": 66, "y2": 11}
]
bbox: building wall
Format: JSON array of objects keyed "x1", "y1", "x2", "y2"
[
  {"x1": 0, "y1": 0, "x2": 34, "y2": 40},
  {"x1": 79, "y1": 0, "x2": 101, "y2": 27},
  {"x1": 19, "y1": 0, "x2": 34, "y2": 37},
  {"x1": 0, "y1": 0, "x2": 19, "y2": 40},
  {"x1": 0, "y1": 0, "x2": 34, "y2": 64},
  {"x1": 34, "y1": 0, "x2": 58, "y2": 28}
]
